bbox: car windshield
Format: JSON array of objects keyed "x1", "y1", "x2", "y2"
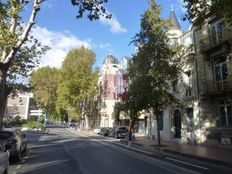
[
  {"x1": 118, "y1": 127, "x2": 127, "y2": 131},
  {"x1": 0, "y1": 131, "x2": 14, "y2": 140}
]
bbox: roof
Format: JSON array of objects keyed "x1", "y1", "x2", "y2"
[
  {"x1": 103, "y1": 54, "x2": 119, "y2": 64},
  {"x1": 169, "y1": 10, "x2": 182, "y2": 30}
]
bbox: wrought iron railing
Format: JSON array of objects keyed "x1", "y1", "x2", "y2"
[{"x1": 203, "y1": 77, "x2": 232, "y2": 94}]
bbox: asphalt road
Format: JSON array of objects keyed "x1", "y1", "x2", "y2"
[{"x1": 8, "y1": 127, "x2": 232, "y2": 174}]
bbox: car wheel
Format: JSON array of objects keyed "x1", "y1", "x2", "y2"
[
  {"x1": 4, "y1": 166, "x2": 8, "y2": 174},
  {"x1": 14, "y1": 149, "x2": 21, "y2": 162}
]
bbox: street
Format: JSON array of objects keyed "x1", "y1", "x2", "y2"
[{"x1": 8, "y1": 127, "x2": 232, "y2": 174}]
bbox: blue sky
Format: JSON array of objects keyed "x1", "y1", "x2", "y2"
[{"x1": 27, "y1": 0, "x2": 190, "y2": 68}]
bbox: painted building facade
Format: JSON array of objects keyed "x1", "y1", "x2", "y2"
[{"x1": 98, "y1": 54, "x2": 129, "y2": 127}]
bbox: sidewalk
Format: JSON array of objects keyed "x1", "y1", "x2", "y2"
[
  {"x1": 125, "y1": 134, "x2": 232, "y2": 167},
  {"x1": 78, "y1": 129, "x2": 232, "y2": 167}
]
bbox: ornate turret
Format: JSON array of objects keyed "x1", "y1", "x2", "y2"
[
  {"x1": 167, "y1": 6, "x2": 184, "y2": 44},
  {"x1": 169, "y1": 6, "x2": 182, "y2": 30},
  {"x1": 103, "y1": 54, "x2": 118, "y2": 65}
]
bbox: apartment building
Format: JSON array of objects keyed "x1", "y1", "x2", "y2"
[
  {"x1": 4, "y1": 92, "x2": 34, "y2": 120},
  {"x1": 193, "y1": 15, "x2": 232, "y2": 146}
]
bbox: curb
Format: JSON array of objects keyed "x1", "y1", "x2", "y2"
[
  {"x1": 163, "y1": 148, "x2": 232, "y2": 168},
  {"x1": 77, "y1": 130, "x2": 232, "y2": 169},
  {"x1": 119, "y1": 139, "x2": 232, "y2": 168}
]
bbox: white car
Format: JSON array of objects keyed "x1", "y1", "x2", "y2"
[
  {"x1": 93, "y1": 128, "x2": 100, "y2": 134},
  {"x1": 0, "y1": 142, "x2": 9, "y2": 174}
]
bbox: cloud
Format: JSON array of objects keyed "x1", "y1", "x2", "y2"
[
  {"x1": 98, "y1": 43, "x2": 111, "y2": 50},
  {"x1": 99, "y1": 14, "x2": 127, "y2": 34},
  {"x1": 31, "y1": 26, "x2": 91, "y2": 68}
]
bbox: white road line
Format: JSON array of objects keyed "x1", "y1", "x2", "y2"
[
  {"x1": 116, "y1": 142, "x2": 154, "y2": 155},
  {"x1": 16, "y1": 164, "x2": 22, "y2": 169},
  {"x1": 166, "y1": 157, "x2": 208, "y2": 170}
]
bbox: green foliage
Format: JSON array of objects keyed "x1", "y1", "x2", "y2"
[
  {"x1": 129, "y1": 0, "x2": 183, "y2": 145},
  {"x1": 30, "y1": 66, "x2": 59, "y2": 117},
  {"x1": 56, "y1": 46, "x2": 98, "y2": 112},
  {"x1": 67, "y1": 107, "x2": 81, "y2": 122},
  {"x1": 3, "y1": 116, "x2": 27, "y2": 127},
  {"x1": 21, "y1": 120, "x2": 44, "y2": 129},
  {"x1": 183, "y1": 0, "x2": 232, "y2": 24},
  {"x1": 71, "y1": 0, "x2": 111, "y2": 20}
]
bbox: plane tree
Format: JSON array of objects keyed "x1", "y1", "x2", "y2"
[
  {"x1": 56, "y1": 47, "x2": 99, "y2": 122},
  {"x1": 30, "y1": 66, "x2": 59, "y2": 119}
]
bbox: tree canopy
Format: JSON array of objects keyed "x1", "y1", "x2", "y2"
[
  {"x1": 30, "y1": 66, "x2": 58, "y2": 118},
  {"x1": 56, "y1": 46, "x2": 98, "y2": 115},
  {"x1": 183, "y1": 0, "x2": 232, "y2": 24},
  {"x1": 129, "y1": 0, "x2": 182, "y2": 146}
]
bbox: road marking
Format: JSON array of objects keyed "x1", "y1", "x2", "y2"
[
  {"x1": 16, "y1": 164, "x2": 22, "y2": 169},
  {"x1": 166, "y1": 157, "x2": 208, "y2": 170},
  {"x1": 116, "y1": 142, "x2": 154, "y2": 155}
]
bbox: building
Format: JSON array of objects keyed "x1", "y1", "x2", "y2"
[
  {"x1": 98, "y1": 54, "x2": 129, "y2": 127},
  {"x1": 147, "y1": 8, "x2": 232, "y2": 147},
  {"x1": 192, "y1": 13, "x2": 232, "y2": 146},
  {"x1": 4, "y1": 92, "x2": 34, "y2": 120},
  {"x1": 147, "y1": 8, "x2": 198, "y2": 144}
]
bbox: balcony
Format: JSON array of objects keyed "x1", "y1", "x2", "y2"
[
  {"x1": 200, "y1": 30, "x2": 231, "y2": 55},
  {"x1": 203, "y1": 77, "x2": 232, "y2": 95}
]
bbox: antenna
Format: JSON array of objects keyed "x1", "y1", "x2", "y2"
[
  {"x1": 171, "y1": 4, "x2": 174, "y2": 11},
  {"x1": 109, "y1": 49, "x2": 113, "y2": 56}
]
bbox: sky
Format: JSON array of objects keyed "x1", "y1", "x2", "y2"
[{"x1": 25, "y1": 0, "x2": 190, "y2": 69}]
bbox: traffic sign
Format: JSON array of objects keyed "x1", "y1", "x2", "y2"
[{"x1": 30, "y1": 109, "x2": 43, "y2": 116}]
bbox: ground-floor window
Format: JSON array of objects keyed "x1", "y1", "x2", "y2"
[
  {"x1": 219, "y1": 100, "x2": 232, "y2": 127},
  {"x1": 186, "y1": 108, "x2": 193, "y2": 132}
]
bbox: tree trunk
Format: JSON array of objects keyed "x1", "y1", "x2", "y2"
[
  {"x1": 0, "y1": 64, "x2": 8, "y2": 129},
  {"x1": 156, "y1": 115, "x2": 161, "y2": 146}
]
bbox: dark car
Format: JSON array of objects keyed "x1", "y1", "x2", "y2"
[
  {"x1": 113, "y1": 127, "x2": 128, "y2": 139},
  {"x1": 103, "y1": 127, "x2": 114, "y2": 136},
  {"x1": 0, "y1": 128, "x2": 27, "y2": 162},
  {"x1": 99, "y1": 127, "x2": 108, "y2": 136},
  {"x1": 0, "y1": 142, "x2": 9, "y2": 174}
]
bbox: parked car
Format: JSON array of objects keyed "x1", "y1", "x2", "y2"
[
  {"x1": 99, "y1": 127, "x2": 108, "y2": 136},
  {"x1": 0, "y1": 128, "x2": 27, "y2": 162},
  {"x1": 113, "y1": 127, "x2": 128, "y2": 139},
  {"x1": 0, "y1": 142, "x2": 9, "y2": 174},
  {"x1": 93, "y1": 128, "x2": 100, "y2": 134},
  {"x1": 104, "y1": 127, "x2": 114, "y2": 136}
]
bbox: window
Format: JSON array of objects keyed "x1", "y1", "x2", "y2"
[
  {"x1": 209, "y1": 21, "x2": 223, "y2": 46},
  {"x1": 185, "y1": 71, "x2": 192, "y2": 87},
  {"x1": 172, "y1": 81, "x2": 177, "y2": 93},
  {"x1": 186, "y1": 108, "x2": 193, "y2": 132},
  {"x1": 219, "y1": 101, "x2": 232, "y2": 127},
  {"x1": 186, "y1": 89, "x2": 192, "y2": 97},
  {"x1": 185, "y1": 71, "x2": 192, "y2": 97},
  {"x1": 213, "y1": 55, "x2": 228, "y2": 90}
]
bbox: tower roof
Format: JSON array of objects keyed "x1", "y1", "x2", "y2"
[
  {"x1": 103, "y1": 54, "x2": 118, "y2": 64},
  {"x1": 169, "y1": 9, "x2": 181, "y2": 30}
]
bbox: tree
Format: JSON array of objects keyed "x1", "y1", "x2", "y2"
[
  {"x1": 30, "y1": 66, "x2": 58, "y2": 118},
  {"x1": 183, "y1": 0, "x2": 232, "y2": 24},
  {"x1": 0, "y1": 0, "x2": 109, "y2": 128},
  {"x1": 130, "y1": 0, "x2": 182, "y2": 146},
  {"x1": 56, "y1": 47, "x2": 98, "y2": 119}
]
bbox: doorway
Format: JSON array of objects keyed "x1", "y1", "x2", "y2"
[{"x1": 174, "y1": 110, "x2": 181, "y2": 138}]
